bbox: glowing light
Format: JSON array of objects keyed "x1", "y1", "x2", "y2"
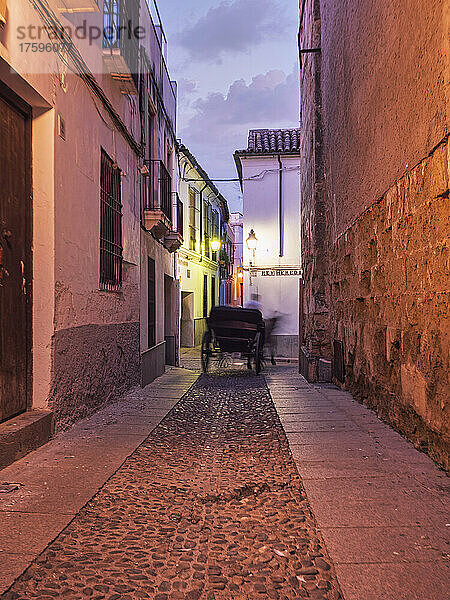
[
  {"x1": 246, "y1": 229, "x2": 258, "y2": 251},
  {"x1": 211, "y1": 239, "x2": 221, "y2": 252}
]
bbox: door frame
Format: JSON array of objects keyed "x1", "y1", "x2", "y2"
[{"x1": 0, "y1": 81, "x2": 33, "y2": 416}]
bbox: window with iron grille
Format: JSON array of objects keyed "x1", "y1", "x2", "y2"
[
  {"x1": 148, "y1": 257, "x2": 156, "y2": 348},
  {"x1": 213, "y1": 210, "x2": 220, "y2": 238},
  {"x1": 148, "y1": 106, "x2": 154, "y2": 160},
  {"x1": 189, "y1": 188, "x2": 197, "y2": 251},
  {"x1": 212, "y1": 210, "x2": 219, "y2": 261},
  {"x1": 204, "y1": 203, "x2": 212, "y2": 259},
  {"x1": 176, "y1": 194, "x2": 184, "y2": 237},
  {"x1": 189, "y1": 225, "x2": 196, "y2": 252},
  {"x1": 100, "y1": 149, "x2": 123, "y2": 290},
  {"x1": 158, "y1": 160, "x2": 172, "y2": 221},
  {"x1": 203, "y1": 274, "x2": 208, "y2": 318}
]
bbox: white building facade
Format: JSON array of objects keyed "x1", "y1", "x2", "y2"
[
  {"x1": 0, "y1": 0, "x2": 178, "y2": 467},
  {"x1": 234, "y1": 129, "x2": 301, "y2": 358}
]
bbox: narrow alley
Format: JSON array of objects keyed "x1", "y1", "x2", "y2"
[
  {"x1": 0, "y1": 1, "x2": 448, "y2": 599},
  {"x1": 0, "y1": 358, "x2": 447, "y2": 600}
]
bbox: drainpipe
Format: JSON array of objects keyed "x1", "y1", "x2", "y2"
[{"x1": 278, "y1": 154, "x2": 284, "y2": 257}]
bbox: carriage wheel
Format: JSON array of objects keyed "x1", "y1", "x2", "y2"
[
  {"x1": 201, "y1": 331, "x2": 211, "y2": 373},
  {"x1": 254, "y1": 332, "x2": 263, "y2": 375}
]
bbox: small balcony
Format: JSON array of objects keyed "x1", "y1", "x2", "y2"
[
  {"x1": 164, "y1": 193, "x2": 184, "y2": 253},
  {"x1": 102, "y1": 0, "x2": 140, "y2": 94},
  {"x1": 54, "y1": 0, "x2": 99, "y2": 12},
  {"x1": 142, "y1": 160, "x2": 172, "y2": 239}
]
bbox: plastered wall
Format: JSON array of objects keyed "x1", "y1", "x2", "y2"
[
  {"x1": 1, "y1": 1, "x2": 177, "y2": 427},
  {"x1": 321, "y1": 0, "x2": 448, "y2": 237}
]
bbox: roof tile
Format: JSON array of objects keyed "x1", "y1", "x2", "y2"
[{"x1": 242, "y1": 128, "x2": 301, "y2": 154}]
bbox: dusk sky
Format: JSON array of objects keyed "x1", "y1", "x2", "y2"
[{"x1": 158, "y1": 0, "x2": 300, "y2": 211}]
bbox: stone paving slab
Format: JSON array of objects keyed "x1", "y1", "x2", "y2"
[
  {"x1": 0, "y1": 368, "x2": 198, "y2": 595},
  {"x1": 288, "y1": 459, "x2": 435, "y2": 480},
  {"x1": 280, "y1": 421, "x2": 362, "y2": 432},
  {"x1": 289, "y1": 443, "x2": 382, "y2": 463},
  {"x1": 308, "y1": 498, "x2": 446, "y2": 529},
  {"x1": 333, "y1": 561, "x2": 449, "y2": 600},
  {"x1": 303, "y1": 474, "x2": 443, "y2": 504},
  {"x1": 321, "y1": 525, "x2": 449, "y2": 563},
  {"x1": 265, "y1": 367, "x2": 449, "y2": 600},
  {"x1": 0, "y1": 512, "x2": 73, "y2": 555},
  {"x1": 276, "y1": 411, "x2": 350, "y2": 420},
  {"x1": 0, "y1": 556, "x2": 35, "y2": 599}
]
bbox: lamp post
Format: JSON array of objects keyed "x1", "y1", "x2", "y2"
[
  {"x1": 246, "y1": 229, "x2": 257, "y2": 263},
  {"x1": 246, "y1": 229, "x2": 258, "y2": 287}
]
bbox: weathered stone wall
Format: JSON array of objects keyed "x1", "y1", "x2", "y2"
[
  {"x1": 299, "y1": 0, "x2": 332, "y2": 365},
  {"x1": 299, "y1": 0, "x2": 449, "y2": 464},
  {"x1": 330, "y1": 137, "x2": 449, "y2": 468}
]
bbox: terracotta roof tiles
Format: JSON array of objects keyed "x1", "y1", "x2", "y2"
[{"x1": 243, "y1": 128, "x2": 301, "y2": 154}]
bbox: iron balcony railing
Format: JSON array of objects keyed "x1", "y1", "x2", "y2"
[
  {"x1": 103, "y1": 0, "x2": 140, "y2": 87},
  {"x1": 142, "y1": 159, "x2": 172, "y2": 222},
  {"x1": 172, "y1": 192, "x2": 183, "y2": 236}
]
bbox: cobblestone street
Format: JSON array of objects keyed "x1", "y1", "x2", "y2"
[{"x1": 2, "y1": 371, "x2": 342, "y2": 600}]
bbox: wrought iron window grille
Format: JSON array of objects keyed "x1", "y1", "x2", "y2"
[{"x1": 100, "y1": 149, "x2": 123, "y2": 291}]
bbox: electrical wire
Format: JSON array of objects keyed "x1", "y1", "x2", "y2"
[{"x1": 182, "y1": 165, "x2": 301, "y2": 183}]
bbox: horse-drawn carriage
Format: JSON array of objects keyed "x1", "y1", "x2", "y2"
[{"x1": 201, "y1": 306, "x2": 265, "y2": 373}]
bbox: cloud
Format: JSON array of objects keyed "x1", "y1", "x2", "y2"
[
  {"x1": 177, "y1": 69, "x2": 299, "y2": 206},
  {"x1": 181, "y1": 69, "x2": 298, "y2": 140},
  {"x1": 175, "y1": 0, "x2": 288, "y2": 61},
  {"x1": 176, "y1": 78, "x2": 199, "y2": 111},
  {"x1": 177, "y1": 78, "x2": 198, "y2": 96}
]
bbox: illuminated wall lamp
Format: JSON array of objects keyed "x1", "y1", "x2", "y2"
[
  {"x1": 210, "y1": 239, "x2": 221, "y2": 252},
  {"x1": 246, "y1": 229, "x2": 257, "y2": 251}
]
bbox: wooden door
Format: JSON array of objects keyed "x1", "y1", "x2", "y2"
[{"x1": 0, "y1": 86, "x2": 32, "y2": 423}]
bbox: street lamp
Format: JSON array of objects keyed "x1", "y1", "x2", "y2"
[
  {"x1": 210, "y1": 238, "x2": 221, "y2": 252},
  {"x1": 246, "y1": 229, "x2": 258, "y2": 251}
]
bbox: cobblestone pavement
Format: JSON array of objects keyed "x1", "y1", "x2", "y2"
[
  {"x1": 2, "y1": 372, "x2": 342, "y2": 600},
  {"x1": 179, "y1": 347, "x2": 296, "y2": 374}
]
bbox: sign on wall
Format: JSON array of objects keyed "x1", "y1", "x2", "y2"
[{"x1": 249, "y1": 268, "x2": 303, "y2": 277}]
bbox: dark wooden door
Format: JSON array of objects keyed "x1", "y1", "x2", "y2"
[{"x1": 0, "y1": 88, "x2": 32, "y2": 423}]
